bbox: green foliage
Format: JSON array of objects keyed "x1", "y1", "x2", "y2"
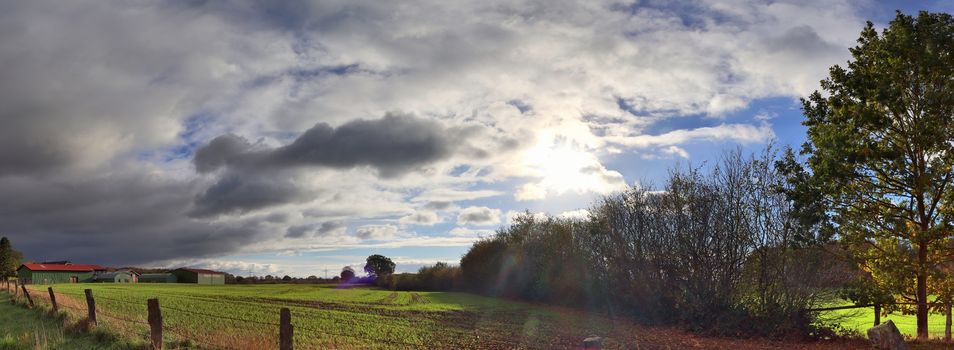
[
  {"x1": 416, "y1": 262, "x2": 460, "y2": 291},
  {"x1": 364, "y1": 254, "x2": 396, "y2": 278},
  {"x1": 377, "y1": 262, "x2": 462, "y2": 291},
  {"x1": 460, "y1": 237, "x2": 510, "y2": 294},
  {"x1": 0, "y1": 237, "x2": 21, "y2": 279},
  {"x1": 817, "y1": 299, "x2": 951, "y2": 338},
  {"x1": 838, "y1": 277, "x2": 896, "y2": 308},
  {"x1": 800, "y1": 11, "x2": 954, "y2": 339},
  {"x1": 458, "y1": 148, "x2": 844, "y2": 338},
  {"x1": 340, "y1": 266, "x2": 356, "y2": 281},
  {"x1": 459, "y1": 214, "x2": 600, "y2": 306}
]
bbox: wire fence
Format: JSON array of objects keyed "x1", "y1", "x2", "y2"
[
  {"x1": 804, "y1": 300, "x2": 954, "y2": 340},
  {"x1": 1, "y1": 279, "x2": 549, "y2": 350}
]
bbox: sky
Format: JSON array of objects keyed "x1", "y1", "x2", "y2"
[{"x1": 2, "y1": 0, "x2": 951, "y2": 277}]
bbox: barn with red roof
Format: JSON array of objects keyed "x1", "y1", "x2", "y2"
[{"x1": 17, "y1": 262, "x2": 106, "y2": 284}]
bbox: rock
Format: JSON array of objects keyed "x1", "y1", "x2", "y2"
[
  {"x1": 867, "y1": 320, "x2": 907, "y2": 350},
  {"x1": 581, "y1": 335, "x2": 602, "y2": 349}
]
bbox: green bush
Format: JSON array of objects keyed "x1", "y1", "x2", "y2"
[
  {"x1": 457, "y1": 149, "x2": 848, "y2": 338},
  {"x1": 376, "y1": 262, "x2": 462, "y2": 291}
]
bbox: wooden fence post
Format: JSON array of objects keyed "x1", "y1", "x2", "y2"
[
  {"x1": 279, "y1": 307, "x2": 293, "y2": 350},
  {"x1": 147, "y1": 298, "x2": 163, "y2": 350},
  {"x1": 873, "y1": 304, "x2": 881, "y2": 327},
  {"x1": 84, "y1": 289, "x2": 96, "y2": 326},
  {"x1": 946, "y1": 303, "x2": 952, "y2": 342},
  {"x1": 20, "y1": 284, "x2": 33, "y2": 308},
  {"x1": 48, "y1": 287, "x2": 58, "y2": 313}
]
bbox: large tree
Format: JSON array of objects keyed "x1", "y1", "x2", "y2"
[
  {"x1": 801, "y1": 11, "x2": 954, "y2": 340},
  {"x1": 0, "y1": 237, "x2": 21, "y2": 279},
  {"x1": 364, "y1": 254, "x2": 395, "y2": 278},
  {"x1": 340, "y1": 266, "x2": 356, "y2": 281}
]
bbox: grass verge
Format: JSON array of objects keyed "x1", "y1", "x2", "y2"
[{"x1": 0, "y1": 291, "x2": 141, "y2": 349}]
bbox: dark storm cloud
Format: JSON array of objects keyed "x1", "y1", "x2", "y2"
[
  {"x1": 0, "y1": 118, "x2": 73, "y2": 176},
  {"x1": 423, "y1": 201, "x2": 453, "y2": 211},
  {"x1": 263, "y1": 212, "x2": 292, "y2": 223},
  {"x1": 189, "y1": 112, "x2": 482, "y2": 217},
  {"x1": 285, "y1": 220, "x2": 345, "y2": 238},
  {"x1": 195, "y1": 112, "x2": 475, "y2": 177},
  {"x1": 273, "y1": 113, "x2": 469, "y2": 176},
  {"x1": 0, "y1": 0, "x2": 292, "y2": 178},
  {"x1": 0, "y1": 169, "x2": 272, "y2": 266},
  {"x1": 193, "y1": 134, "x2": 255, "y2": 173},
  {"x1": 190, "y1": 173, "x2": 309, "y2": 218}
]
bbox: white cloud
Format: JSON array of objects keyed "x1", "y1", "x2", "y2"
[
  {"x1": 457, "y1": 206, "x2": 502, "y2": 226},
  {"x1": 449, "y1": 227, "x2": 496, "y2": 237},
  {"x1": 515, "y1": 183, "x2": 547, "y2": 201},
  {"x1": 399, "y1": 211, "x2": 441, "y2": 226},
  {"x1": 355, "y1": 224, "x2": 399, "y2": 240},
  {"x1": 272, "y1": 235, "x2": 481, "y2": 251},
  {"x1": 662, "y1": 146, "x2": 690, "y2": 159},
  {"x1": 610, "y1": 123, "x2": 775, "y2": 148},
  {"x1": 559, "y1": 209, "x2": 591, "y2": 220},
  {"x1": 514, "y1": 132, "x2": 628, "y2": 200},
  {"x1": 389, "y1": 257, "x2": 461, "y2": 266},
  {"x1": 506, "y1": 210, "x2": 548, "y2": 226},
  {"x1": 153, "y1": 259, "x2": 281, "y2": 276},
  {"x1": 412, "y1": 189, "x2": 504, "y2": 202},
  {"x1": 0, "y1": 0, "x2": 871, "y2": 265}
]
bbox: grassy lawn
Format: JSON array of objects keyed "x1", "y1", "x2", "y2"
[
  {"x1": 17, "y1": 283, "x2": 877, "y2": 350},
  {"x1": 818, "y1": 303, "x2": 950, "y2": 339},
  {"x1": 25, "y1": 283, "x2": 611, "y2": 349},
  {"x1": 0, "y1": 291, "x2": 135, "y2": 350}
]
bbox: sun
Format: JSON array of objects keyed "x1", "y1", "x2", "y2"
[{"x1": 519, "y1": 133, "x2": 623, "y2": 199}]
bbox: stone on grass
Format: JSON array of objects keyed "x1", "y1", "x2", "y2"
[
  {"x1": 867, "y1": 320, "x2": 907, "y2": 350},
  {"x1": 581, "y1": 335, "x2": 602, "y2": 349}
]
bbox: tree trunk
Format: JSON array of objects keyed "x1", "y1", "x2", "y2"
[{"x1": 917, "y1": 241, "x2": 929, "y2": 341}]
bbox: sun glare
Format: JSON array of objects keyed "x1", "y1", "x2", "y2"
[{"x1": 521, "y1": 134, "x2": 615, "y2": 198}]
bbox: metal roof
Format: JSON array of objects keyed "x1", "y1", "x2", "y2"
[
  {"x1": 139, "y1": 273, "x2": 177, "y2": 282},
  {"x1": 94, "y1": 270, "x2": 137, "y2": 279},
  {"x1": 175, "y1": 267, "x2": 225, "y2": 275},
  {"x1": 20, "y1": 263, "x2": 104, "y2": 272}
]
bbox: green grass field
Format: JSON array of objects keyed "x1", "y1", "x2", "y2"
[
  {"x1": 21, "y1": 283, "x2": 623, "y2": 349},
  {"x1": 18, "y1": 282, "x2": 950, "y2": 349},
  {"x1": 0, "y1": 293, "x2": 136, "y2": 350},
  {"x1": 818, "y1": 303, "x2": 950, "y2": 339}
]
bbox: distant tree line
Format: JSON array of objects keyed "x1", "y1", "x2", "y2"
[
  {"x1": 230, "y1": 274, "x2": 340, "y2": 284},
  {"x1": 376, "y1": 262, "x2": 461, "y2": 291},
  {"x1": 222, "y1": 255, "x2": 398, "y2": 285}
]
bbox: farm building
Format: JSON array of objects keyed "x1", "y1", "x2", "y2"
[
  {"x1": 17, "y1": 263, "x2": 105, "y2": 284},
  {"x1": 171, "y1": 268, "x2": 225, "y2": 284},
  {"x1": 93, "y1": 270, "x2": 139, "y2": 283},
  {"x1": 139, "y1": 273, "x2": 177, "y2": 283}
]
